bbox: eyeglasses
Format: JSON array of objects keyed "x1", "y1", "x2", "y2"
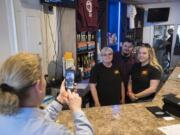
[{"x1": 102, "y1": 53, "x2": 113, "y2": 57}]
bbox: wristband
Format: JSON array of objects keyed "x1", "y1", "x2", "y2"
[{"x1": 55, "y1": 98, "x2": 63, "y2": 105}]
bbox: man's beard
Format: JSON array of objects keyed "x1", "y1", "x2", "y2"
[{"x1": 122, "y1": 52, "x2": 130, "y2": 57}]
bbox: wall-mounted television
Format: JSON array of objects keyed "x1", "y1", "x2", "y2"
[
  {"x1": 40, "y1": 0, "x2": 75, "y2": 8},
  {"x1": 147, "y1": 7, "x2": 170, "y2": 22}
]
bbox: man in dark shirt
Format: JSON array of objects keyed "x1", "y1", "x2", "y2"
[{"x1": 112, "y1": 38, "x2": 136, "y2": 103}]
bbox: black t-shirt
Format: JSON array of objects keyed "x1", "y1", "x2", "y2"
[
  {"x1": 131, "y1": 63, "x2": 161, "y2": 100},
  {"x1": 112, "y1": 52, "x2": 136, "y2": 91},
  {"x1": 89, "y1": 63, "x2": 122, "y2": 106}
]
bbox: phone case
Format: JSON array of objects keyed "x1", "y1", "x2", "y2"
[{"x1": 146, "y1": 106, "x2": 170, "y2": 118}]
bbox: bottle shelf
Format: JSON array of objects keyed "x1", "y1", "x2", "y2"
[
  {"x1": 77, "y1": 49, "x2": 95, "y2": 55},
  {"x1": 76, "y1": 31, "x2": 97, "y2": 79}
]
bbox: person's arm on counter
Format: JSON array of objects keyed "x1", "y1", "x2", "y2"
[
  {"x1": 127, "y1": 76, "x2": 138, "y2": 101},
  {"x1": 135, "y1": 80, "x2": 160, "y2": 99},
  {"x1": 127, "y1": 76, "x2": 132, "y2": 94},
  {"x1": 90, "y1": 83, "x2": 101, "y2": 107},
  {"x1": 89, "y1": 65, "x2": 101, "y2": 107},
  {"x1": 121, "y1": 82, "x2": 125, "y2": 104}
]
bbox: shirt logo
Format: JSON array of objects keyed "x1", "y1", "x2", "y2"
[
  {"x1": 141, "y1": 70, "x2": 148, "y2": 76},
  {"x1": 86, "y1": 0, "x2": 93, "y2": 17},
  {"x1": 114, "y1": 70, "x2": 120, "y2": 75}
]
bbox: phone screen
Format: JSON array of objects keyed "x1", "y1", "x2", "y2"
[{"x1": 65, "y1": 70, "x2": 75, "y2": 90}]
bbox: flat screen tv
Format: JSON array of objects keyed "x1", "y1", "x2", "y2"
[
  {"x1": 147, "y1": 7, "x2": 170, "y2": 22},
  {"x1": 40, "y1": 0, "x2": 75, "y2": 8}
]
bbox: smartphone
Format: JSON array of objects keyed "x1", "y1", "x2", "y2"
[{"x1": 65, "y1": 70, "x2": 75, "y2": 90}]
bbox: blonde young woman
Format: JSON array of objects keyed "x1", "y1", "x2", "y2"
[
  {"x1": 128, "y1": 43, "x2": 163, "y2": 102},
  {"x1": 0, "y1": 53, "x2": 93, "y2": 135}
]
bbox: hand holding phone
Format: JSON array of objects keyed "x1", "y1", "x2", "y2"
[{"x1": 67, "y1": 90, "x2": 82, "y2": 112}]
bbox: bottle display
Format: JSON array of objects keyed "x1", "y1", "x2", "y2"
[{"x1": 76, "y1": 31, "x2": 97, "y2": 79}]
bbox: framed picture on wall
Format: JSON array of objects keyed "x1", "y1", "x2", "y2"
[
  {"x1": 153, "y1": 25, "x2": 174, "y2": 70},
  {"x1": 173, "y1": 25, "x2": 180, "y2": 55}
]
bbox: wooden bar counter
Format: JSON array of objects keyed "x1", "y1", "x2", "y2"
[{"x1": 57, "y1": 67, "x2": 180, "y2": 135}]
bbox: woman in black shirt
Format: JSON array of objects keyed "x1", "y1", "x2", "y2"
[
  {"x1": 90, "y1": 47, "x2": 125, "y2": 106},
  {"x1": 128, "y1": 44, "x2": 163, "y2": 102}
]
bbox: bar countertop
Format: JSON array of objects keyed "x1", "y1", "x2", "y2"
[{"x1": 57, "y1": 67, "x2": 180, "y2": 135}]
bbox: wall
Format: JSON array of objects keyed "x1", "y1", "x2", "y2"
[
  {"x1": 13, "y1": 0, "x2": 47, "y2": 74},
  {"x1": 11, "y1": 0, "x2": 62, "y2": 74},
  {"x1": 0, "y1": 0, "x2": 13, "y2": 66},
  {"x1": 0, "y1": 0, "x2": 76, "y2": 74},
  {"x1": 59, "y1": 8, "x2": 76, "y2": 60},
  {"x1": 140, "y1": 2, "x2": 180, "y2": 67},
  {"x1": 43, "y1": 7, "x2": 60, "y2": 70},
  {"x1": 46, "y1": 7, "x2": 76, "y2": 61},
  {"x1": 42, "y1": 7, "x2": 76, "y2": 78},
  {"x1": 0, "y1": 0, "x2": 60, "y2": 74}
]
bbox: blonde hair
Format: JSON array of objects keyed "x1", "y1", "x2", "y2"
[
  {"x1": 138, "y1": 44, "x2": 163, "y2": 73},
  {"x1": 0, "y1": 53, "x2": 42, "y2": 115}
]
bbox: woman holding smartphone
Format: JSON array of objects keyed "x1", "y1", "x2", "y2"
[{"x1": 0, "y1": 53, "x2": 93, "y2": 135}]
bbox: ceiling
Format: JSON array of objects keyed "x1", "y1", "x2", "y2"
[{"x1": 122, "y1": 0, "x2": 180, "y2": 5}]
